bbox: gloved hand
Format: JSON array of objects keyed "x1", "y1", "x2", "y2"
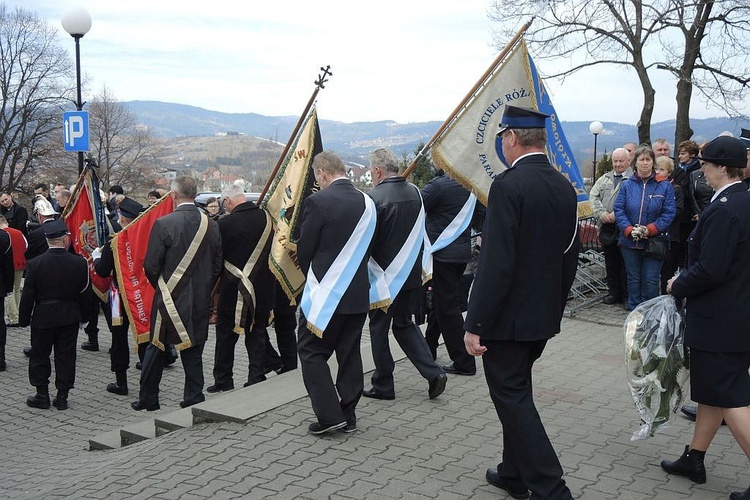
[
  {"x1": 91, "y1": 247, "x2": 102, "y2": 261},
  {"x1": 631, "y1": 225, "x2": 648, "y2": 241}
]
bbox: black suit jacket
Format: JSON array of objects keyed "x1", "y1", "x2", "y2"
[
  {"x1": 465, "y1": 153, "x2": 580, "y2": 342},
  {"x1": 19, "y1": 248, "x2": 91, "y2": 328},
  {"x1": 217, "y1": 201, "x2": 274, "y2": 315},
  {"x1": 671, "y1": 183, "x2": 750, "y2": 352},
  {"x1": 368, "y1": 176, "x2": 423, "y2": 292},
  {"x1": 297, "y1": 178, "x2": 371, "y2": 315},
  {"x1": 144, "y1": 203, "x2": 222, "y2": 346}
]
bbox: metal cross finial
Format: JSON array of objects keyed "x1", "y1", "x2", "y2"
[{"x1": 315, "y1": 65, "x2": 333, "y2": 89}]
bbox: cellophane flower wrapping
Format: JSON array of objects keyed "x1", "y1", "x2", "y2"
[{"x1": 624, "y1": 295, "x2": 689, "y2": 441}]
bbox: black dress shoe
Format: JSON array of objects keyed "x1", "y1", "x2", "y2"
[
  {"x1": 442, "y1": 363, "x2": 476, "y2": 376},
  {"x1": 81, "y1": 341, "x2": 99, "y2": 352},
  {"x1": 135, "y1": 361, "x2": 142, "y2": 370},
  {"x1": 131, "y1": 400, "x2": 160, "y2": 411},
  {"x1": 730, "y1": 485, "x2": 750, "y2": 500},
  {"x1": 26, "y1": 394, "x2": 51, "y2": 409},
  {"x1": 52, "y1": 393, "x2": 68, "y2": 410},
  {"x1": 179, "y1": 395, "x2": 205, "y2": 408},
  {"x1": 275, "y1": 365, "x2": 296, "y2": 375},
  {"x1": 602, "y1": 294, "x2": 622, "y2": 305},
  {"x1": 486, "y1": 467, "x2": 530, "y2": 499},
  {"x1": 264, "y1": 362, "x2": 283, "y2": 375},
  {"x1": 23, "y1": 346, "x2": 31, "y2": 357},
  {"x1": 680, "y1": 404, "x2": 697, "y2": 421},
  {"x1": 308, "y1": 421, "x2": 346, "y2": 435},
  {"x1": 207, "y1": 383, "x2": 234, "y2": 393},
  {"x1": 106, "y1": 382, "x2": 129, "y2": 396},
  {"x1": 342, "y1": 422, "x2": 357, "y2": 433},
  {"x1": 428, "y1": 373, "x2": 448, "y2": 399},
  {"x1": 363, "y1": 387, "x2": 395, "y2": 400}
]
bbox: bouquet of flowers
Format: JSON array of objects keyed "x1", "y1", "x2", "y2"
[{"x1": 624, "y1": 295, "x2": 689, "y2": 441}]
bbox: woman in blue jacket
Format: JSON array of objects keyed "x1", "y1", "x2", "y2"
[{"x1": 614, "y1": 145, "x2": 676, "y2": 310}]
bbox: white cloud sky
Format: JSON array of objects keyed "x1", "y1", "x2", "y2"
[{"x1": 11, "y1": 0, "x2": 749, "y2": 127}]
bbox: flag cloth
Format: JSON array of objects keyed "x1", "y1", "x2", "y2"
[
  {"x1": 431, "y1": 38, "x2": 591, "y2": 217},
  {"x1": 261, "y1": 107, "x2": 322, "y2": 304},
  {"x1": 111, "y1": 195, "x2": 174, "y2": 345},
  {"x1": 62, "y1": 167, "x2": 112, "y2": 301}
]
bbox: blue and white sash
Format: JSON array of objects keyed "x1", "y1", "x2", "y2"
[
  {"x1": 368, "y1": 199, "x2": 425, "y2": 310},
  {"x1": 300, "y1": 193, "x2": 376, "y2": 337},
  {"x1": 422, "y1": 193, "x2": 477, "y2": 282}
]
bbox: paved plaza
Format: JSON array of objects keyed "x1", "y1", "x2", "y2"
[{"x1": 1, "y1": 303, "x2": 747, "y2": 499}]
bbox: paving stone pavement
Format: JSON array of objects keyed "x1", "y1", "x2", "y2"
[{"x1": 1, "y1": 302, "x2": 748, "y2": 499}]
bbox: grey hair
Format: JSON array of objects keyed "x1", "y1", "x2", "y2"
[
  {"x1": 313, "y1": 151, "x2": 346, "y2": 176},
  {"x1": 221, "y1": 182, "x2": 245, "y2": 200},
  {"x1": 512, "y1": 128, "x2": 546, "y2": 148},
  {"x1": 369, "y1": 148, "x2": 400, "y2": 174},
  {"x1": 171, "y1": 176, "x2": 198, "y2": 199},
  {"x1": 612, "y1": 147, "x2": 629, "y2": 159}
]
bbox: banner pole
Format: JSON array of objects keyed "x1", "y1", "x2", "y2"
[
  {"x1": 258, "y1": 66, "x2": 332, "y2": 204},
  {"x1": 403, "y1": 19, "x2": 533, "y2": 178}
]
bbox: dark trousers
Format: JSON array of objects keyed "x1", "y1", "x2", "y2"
[
  {"x1": 96, "y1": 298, "x2": 131, "y2": 373},
  {"x1": 213, "y1": 309, "x2": 268, "y2": 387},
  {"x1": 297, "y1": 312, "x2": 365, "y2": 426},
  {"x1": 265, "y1": 287, "x2": 298, "y2": 371},
  {"x1": 660, "y1": 240, "x2": 682, "y2": 294},
  {"x1": 602, "y1": 241, "x2": 626, "y2": 299},
  {"x1": 84, "y1": 288, "x2": 99, "y2": 342},
  {"x1": 139, "y1": 342, "x2": 205, "y2": 406},
  {"x1": 368, "y1": 288, "x2": 443, "y2": 395},
  {"x1": 0, "y1": 298, "x2": 6, "y2": 349},
  {"x1": 29, "y1": 323, "x2": 79, "y2": 392},
  {"x1": 425, "y1": 260, "x2": 474, "y2": 372},
  {"x1": 483, "y1": 339, "x2": 572, "y2": 500}
]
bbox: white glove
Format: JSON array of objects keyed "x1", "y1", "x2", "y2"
[
  {"x1": 91, "y1": 247, "x2": 102, "y2": 261},
  {"x1": 631, "y1": 225, "x2": 648, "y2": 241}
]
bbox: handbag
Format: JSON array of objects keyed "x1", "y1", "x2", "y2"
[
  {"x1": 644, "y1": 236, "x2": 669, "y2": 260},
  {"x1": 598, "y1": 223, "x2": 619, "y2": 245}
]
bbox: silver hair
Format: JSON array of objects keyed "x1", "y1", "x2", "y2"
[
  {"x1": 512, "y1": 128, "x2": 546, "y2": 147},
  {"x1": 612, "y1": 147, "x2": 629, "y2": 159},
  {"x1": 369, "y1": 148, "x2": 400, "y2": 174},
  {"x1": 221, "y1": 182, "x2": 245, "y2": 200},
  {"x1": 171, "y1": 176, "x2": 198, "y2": 199}
]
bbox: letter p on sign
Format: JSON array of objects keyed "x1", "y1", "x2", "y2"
[{"x1": 63, "y1": 111, "x2": 90, "y2": 152}]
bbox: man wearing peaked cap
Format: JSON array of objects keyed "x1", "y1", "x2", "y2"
[
  {"x1": 496, "y1": 105, "x2": 549, "y2": 135},
  {"x1": 19, "y1": 211, "x2": 91, "y2": 411},
  {"x1": 116, "y1": 196, "x2": 144, "y2": 221},
  {"x1": 739, "y1": 128, "x2": 750, "y2": 148},
  {"x1": 464, "y1": 103, "x2": 578, "y2": 499},
  {"x1": 741, "y1": 129, "x2": 750, "y2": 190}
]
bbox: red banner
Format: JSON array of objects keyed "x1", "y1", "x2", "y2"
[
  {"x1": 111, "y1": 195, "x2": 174, "y2": 344},
  {"x1": 63, "y1": 169, "x2": 112, "y2": 301}
]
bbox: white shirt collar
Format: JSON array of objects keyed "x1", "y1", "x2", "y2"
[{"x1": 511, "y1": 152, "x2": 546, "y2": 168}]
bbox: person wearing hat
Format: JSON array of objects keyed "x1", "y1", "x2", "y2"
[
  {"x1": 463, "y1": 105, "x2": 578, "y2": 499},
  {"x1": 89, "y1": 196, "x2": 144, "y2": 396},
  {"x1": 19, "y1": 218, "x2": 91, "y2": 411},
  {"x1": 659, "y1": 136, "x2": 750, "y2": 500},
  {"x1": 25, "y1": 196, "x2": 58, "y2": 262},
  {"x1": 740, "y1": 128, "x2": 750, "y2": 190}
]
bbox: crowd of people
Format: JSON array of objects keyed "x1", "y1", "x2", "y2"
[{"x1": 2, "y1": 115, "x2": 750, "y2": 499}]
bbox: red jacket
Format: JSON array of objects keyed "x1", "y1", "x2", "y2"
[{"x1": 3, "y1": 227, "x2": 27, "y2": 270}]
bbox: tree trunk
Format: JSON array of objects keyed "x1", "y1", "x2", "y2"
[
  {"x1": 634, "y1": 62, "x2": 655, "y2": 145},
  {"x1": 674, "y1": 75, "x2": 694, "y2": 148}
]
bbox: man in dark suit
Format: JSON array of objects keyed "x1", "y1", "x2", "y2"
[
  {"x1": 132, "y1": 176, "x2": 222, "y2": 411},
  {"x1": 464, "y1": 106, "x2": 579, "y2": 500},
  {"x1": 207, "y1": 182, "x2": 273, "y2": 392},
  {"x1": 19, "y1": 219, "x2": 91, "y2": 410},
  {"x1": 297, "y1": 151, "x2": 376, "y2": 435},
  {"x1": 362, "y1": 147, "x2": 446, "y2": 401}
]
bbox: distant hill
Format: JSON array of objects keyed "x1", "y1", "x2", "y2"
[{"x1": 126, "y1": 100, "x2": 750, "y2": 175}]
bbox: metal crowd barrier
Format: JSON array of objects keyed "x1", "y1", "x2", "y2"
[{"x1": 564, "y1": 216, "x2": 609, "y2": 316}]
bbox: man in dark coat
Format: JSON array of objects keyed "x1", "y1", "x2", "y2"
[
  {"x1": 132, "y1": 176, "x2": 222, "y2": 411},
  {"x1": 362, "y1": 147, "x2": 446, "y2": 401},
  {"x1": 464, "y1": 106, "x2": 579, "y2": 500},
  {"x1": 0, "y1": 226, "x2": 14, "y2": 371},
  {"x1": 207, "y1": 182, "x2": 273, "y2": 392},
  {"x1": 422, "y1": 170, "x2": 482, "y2": 375},
  {"x1": 0, "y1": 192, "x2": 29, "y2": 236},
  {"x1": 296, "y1": 151, "x2": 375, "y2": 435},
  {"x1": 19, "y1": 219, "x2": 91, "y2": 410}
]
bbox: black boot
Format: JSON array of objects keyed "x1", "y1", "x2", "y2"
[
  {"x1": 660, "y1": 445, "x2": 706, "y2": 483},
  {"x1": 26, "y1": 386, "x2": 50, "y2": 409},
  {"x1": 107, "y1": 371, "x2": 128, "y2": 395},
  {"x1": 52, "y1": 391, "x2": 68, "y2": 410},
  {"x1": 0, "y1": 345, "x2": 5, "y2": 371}
]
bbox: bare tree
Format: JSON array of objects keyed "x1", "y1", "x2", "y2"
[
  {"x1": 88, "y1": 85, "x2": 159, "y2": 193},
  {"x1": 490, "y1": 0, "x2": 750, "y2": 146},
  {"x1": 0, "y1": 5, "x2": 76, "y2": 193},
  {"x1": 657, "y1": 0, "x2": 750, "y2": 144}
]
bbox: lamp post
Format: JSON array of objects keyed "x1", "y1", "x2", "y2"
[
  {"x1": 61, "y1": 7, "x2": 92, "y2": 175},
  {"x1": 589, "y1": 120, "x2": 604, "y2": 180}
]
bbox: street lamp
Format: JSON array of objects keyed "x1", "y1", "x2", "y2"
[
  {"x1": 589, "y1": 120, "x2": 604, "y2": 179},
  {"x1": 61, "y1": 7, "x2": 92, "y2": 175}
]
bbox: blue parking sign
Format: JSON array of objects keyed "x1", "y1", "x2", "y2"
[{"x1": 63, "y1": 111, "x2": 90, "y2": 152}]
